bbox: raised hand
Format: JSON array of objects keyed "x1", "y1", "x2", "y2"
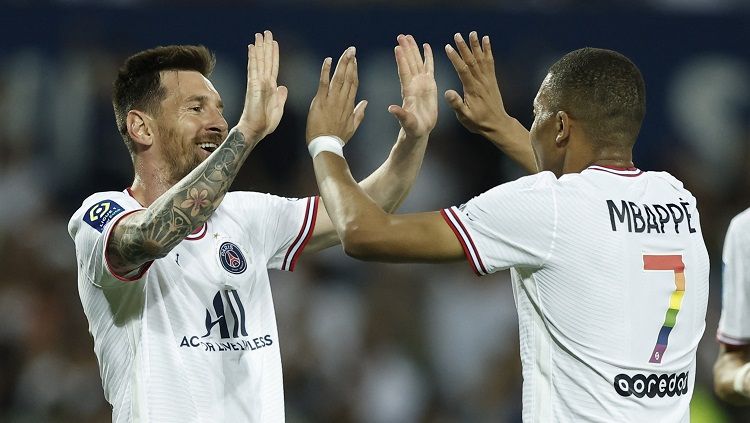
[
  {"x1": 389, "y1": 34, "x2": 437, "y2": 140},
  {"x1": 237, "y1": 30, "x2": 288, "y2": 144},
  {"x1": 444, "y1": 31, "x2": 510, "y2": 138},
  {"x1": 445, "y1": 31, "x2": 537, "y2": 173},
  {"x1": 306, "y1": 47, "x2": 367, "y2": 145}
]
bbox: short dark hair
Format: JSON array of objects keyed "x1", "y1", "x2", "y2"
[
  {"x1": 112, "y1": 45, "x2": 216, "y2": 155},
  {"x1": 544, "y1": 47, "x2": 646, "y2": 148}
]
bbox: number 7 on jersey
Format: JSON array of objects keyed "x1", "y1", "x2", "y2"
[{"x1": 643, "y1": 254, "x2": 685, "y2": 364}]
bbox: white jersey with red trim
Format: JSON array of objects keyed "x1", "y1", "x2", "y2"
[
  {"x1": 68, "y1": 189, "x2": 318, "y2": 423},
  {"x1": 718, "y1": 208, "x2": 750, "y2": 346},
  {"x1": 441, "y1": 166, "x2": 709, "y2": 423}
]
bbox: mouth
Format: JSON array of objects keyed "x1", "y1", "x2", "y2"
[{"x1": 197, "y1": 142, "x2": 219, "y2": 154}]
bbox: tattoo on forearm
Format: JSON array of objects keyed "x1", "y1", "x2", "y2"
[{"x1": 109, "y1": 129, "x2": 249, "y2": 270}]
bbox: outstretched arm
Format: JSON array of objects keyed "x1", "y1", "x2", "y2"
[
  {"x1": 445, "y1": 31, "x2": 537, "y2": 173},
  {"x1": 107, "y1": 31, "x2": 288, "y2": 275},
  {"x1": 714, "y1": 344, "x2": 750, "y2": 405},
  {"x1": 311, "y1": 143, "x2": 464, "y2": 262},
  {"x1": 304, "y1": 35, "x2": 439, "y2": 253}
]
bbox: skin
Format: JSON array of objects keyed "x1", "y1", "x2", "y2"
[
  {"x1": 714, "y1": 343, "x2": 750, "y2": 404},
  {"x1": 310, "y1": 31, "x2": 637, "y2": 262},
  {"x1": 107, "y1": 31, "x2": 437, "y2": 276}
]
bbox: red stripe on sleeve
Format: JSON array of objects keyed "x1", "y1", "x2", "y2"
[
  {"x1": 104, "y1": 209, "x2": 153, "y2": 282},
  {"x1": 440, "y1": 209, "x2": 482, "y2": 276},
  {"x1": 447, "y1": 208, "x2": 489, "y2": 275},
  {"x1": 288, "y1": 197, "x2": 319, "y2": 272}
]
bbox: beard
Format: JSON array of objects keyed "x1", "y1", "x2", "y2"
[{"x1": 160, "y1": 126, "x2": 224, "y2": 185}]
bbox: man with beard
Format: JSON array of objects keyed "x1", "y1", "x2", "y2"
[
  {"x1": 68, "y1": 31, "x2": 437, "y2": 422},
  {"x1": 309, "y1": 32, "x2": 709, "y2": 422}
]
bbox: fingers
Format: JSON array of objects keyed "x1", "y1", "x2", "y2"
[
  {"x1": 317, "y1": 57, "x2": 332, "y2": 97},
  {"x1": 453, "y1": 33, "x2": 477, "y2": 71},
  {"x1": 254, "y1": 32, "x2": 264, "y2": 77},
  {"x1": 264, "y1": 30, "x2": 274, "y2": 80},
  {"x1": 394, "y1": 45, "x2": 409, "y2": 85},
  {"x1": 445, "y1": 43, "x2": 471, "y2": 84},
  {"x1": 468, "y1": 31, "x2": 482, "y2": 66},
  {"x1": 344, "y1": 55, "x2": 359, "y2": 110},
  {"x1": 482, "y1": 35, "x2": 494, "y2": 69},
  {"x1": 247, "y1": 44, "x2": 258, "y2": 84},
  {"x1": 271, "y1": 39, "x2": 279, "y2": 81},
  {"x1": 423, "y1": 43, "x2": 434, "y2": 74},
  {"x1": 331, "y1": 47, "x2": 355, "y2": 92}
]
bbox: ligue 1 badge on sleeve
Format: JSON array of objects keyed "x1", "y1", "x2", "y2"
[
  {"x1": 83, "y1": 200, "x2": 125, "y2": 232},
  {"x1": 219, "y1": 242, "x2": 248, "y2": 274}
]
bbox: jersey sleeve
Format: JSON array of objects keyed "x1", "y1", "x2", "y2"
[
  {"x1": 68, "y1": 192, "x2": 149, "y2": 288},
  {"x1": 440, "y1": 172, "x2": 558, "y2": 276},
  {"x1": 717, "y1": 211, "x2": 750, "y2": 345},
  {"x1": 229, "y1": 193, "x2": 319, "y2": 272}
]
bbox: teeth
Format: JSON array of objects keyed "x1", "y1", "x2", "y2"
[{"x1": 197, "y1": 143, "x2": 218, "y2": 150}]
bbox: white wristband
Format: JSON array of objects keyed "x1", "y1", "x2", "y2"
[
  {"x1": 733, "y1": 361, "x2": 750, "y2": 396},
  {"x1": 308, "y1": 135, "x2": 344, "y2": 159}
]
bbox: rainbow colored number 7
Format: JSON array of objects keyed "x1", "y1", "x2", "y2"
[{"x1": 643, "y1": 254, "x2": 685, "y2": 364}]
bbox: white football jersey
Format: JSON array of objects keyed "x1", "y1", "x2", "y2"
[
  {"x1": 68, "y1": 189, "x2": 318, "y2": 423},
  {"x1": 441, "y1": 165, "x2": 709, "y2": 423},
  {"x1": 717, "y1": 208, "x2": 750, "y2": 346}
]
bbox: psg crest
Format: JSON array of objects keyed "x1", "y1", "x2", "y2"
[{"x1": 219, "y1": 242, "x2": 247, "y2": 274}]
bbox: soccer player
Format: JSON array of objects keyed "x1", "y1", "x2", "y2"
[
  {"x1": 714, "y1": 209, "x2": 750, "y2": 405},
  {"x1": 309, "y1": 32, "x2": 709, "y2": 422},
  {"x1": 67, "y1": 32, "x2": 437, "y2": 422}
]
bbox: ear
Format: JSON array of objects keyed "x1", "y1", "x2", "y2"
[
  {"x1": 555, "y1": 111, "x2": 570, "y2": 147},
  {"x1": 126, "y1": 110, "x2": 155, "y2": 147}
]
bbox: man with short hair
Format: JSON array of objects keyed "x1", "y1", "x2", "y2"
[
  {"x1": 68, "y1": 32, "x2": 437, "y2": 422},
  {"x1": 714, "y1": 209, "x2": 750, "y2": 405},
  {"x1": 309, "y1": 32, "x2": 709, "y2": 422}
]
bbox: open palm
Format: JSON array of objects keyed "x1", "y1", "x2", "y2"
[{"x1": 389, "y1": 35, "x2": 437, "y2": 139}]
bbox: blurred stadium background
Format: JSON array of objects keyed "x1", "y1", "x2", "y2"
[{"x1": 1, "y1": 1, "x2": 749, "y2": 422}]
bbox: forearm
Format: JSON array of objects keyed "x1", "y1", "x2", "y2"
[
  {"x1": 714, "y1": 346, "x2": 750, "y2": 405},
  {"x1": 314, "y1": 152, "x2": 387, "y2": 242},
  {"x1": 109, "y1": 128, "x2": 254, "y2": 268},
  {"x1": 358, "y1": 128, "x2": 429, "y2": 212},
  {"x1": 483, "y1": 116, "x2": 537, "y2": 174}
]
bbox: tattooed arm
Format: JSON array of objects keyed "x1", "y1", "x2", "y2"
[{"x1": 107, "y1": 31, "x2": 288, "y2": 275}]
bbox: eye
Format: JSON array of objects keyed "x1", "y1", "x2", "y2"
[{"x1": 189, "y1": 105, "x2": 203, "y2": 112}]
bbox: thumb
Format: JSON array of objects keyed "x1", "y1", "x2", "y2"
[
  {"x1": 276, "y1": 86, "x2": 289, "y2": 108},
  {"x1": 352, "y1": 100, "x2": 368, "y2": 132},
  {"x1": 388, "y1": 104, "x2": 413, "y2": 128},
  {"x1": 444, "y1": 89, "x2": 467, "y2": 114}
]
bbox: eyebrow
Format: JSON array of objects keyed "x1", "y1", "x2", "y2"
[{"x1": 185, "y1": 95, "x2": 224, "y2": 110}]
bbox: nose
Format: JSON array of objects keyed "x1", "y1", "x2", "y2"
[{"x1": 206, "y1": 107, "x2": 229, "y2": 136}]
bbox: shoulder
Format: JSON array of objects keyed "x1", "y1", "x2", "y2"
[
  {"x1": 223, "y1": 191, "x2": 308, "y2": 209},
  {"x1": 727, "y1": 208, "x2": 750, "y2": 239},
  {"x1": 68, "y1": 191, "x2": 136, "y2": 237},
  {"x1": 643, "y1": 170, "x2": 685, "y2": 189},
  {"x1": 463, "y1": 171, "x2": 558, "y2": 215},
  {"x1": 479, "y1": 171, "x2": 558, "y2": 199}
]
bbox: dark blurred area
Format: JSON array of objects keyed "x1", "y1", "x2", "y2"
[{"x1": 0, "y1": 2, "x2": 749, "y2": 422}]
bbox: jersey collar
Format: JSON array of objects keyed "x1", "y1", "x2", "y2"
[{"x1": 587, "y1": 165, "x2": 643, "y2": 177}]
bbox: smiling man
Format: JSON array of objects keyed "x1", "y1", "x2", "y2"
[
  {"x1": 68, "y1": 32, "x2": 437, "y2": 422},
  {"x1": 310, "y1": 32, "x2": 709, "y2": 422}
]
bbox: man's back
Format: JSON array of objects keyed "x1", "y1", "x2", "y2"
[{"x1": 445, "y1": 165, "x2": 709, "y2": 422}]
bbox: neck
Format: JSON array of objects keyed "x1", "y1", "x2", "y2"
[
  {"x1": 129, "y1": 159, "x2": 175, "y2": 207},
  {"x1": 562, "y1": 143, "x2": 634, "y2": 175}
]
